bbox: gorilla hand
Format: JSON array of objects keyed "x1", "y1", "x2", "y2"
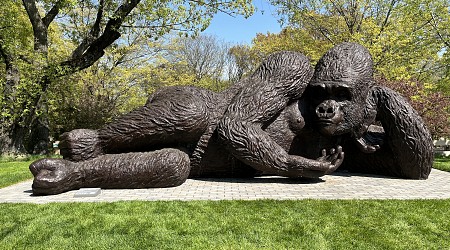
[
  {"x1": 355, "y1": 137, "x2": 380, "y2": 153},
  {"x1": 316, "y1": 146, "x2": 345, "y2": 174},
  {"x1": 30, "y1": 158, "x2": 83, "y2": 195},
  {"x1": 287, "y1": 146, "x2": 344, "y2": 178}
]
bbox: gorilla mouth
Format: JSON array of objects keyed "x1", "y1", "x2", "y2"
[{"x1": 316, "y1": 119, "x2": 334, "y2": 126}]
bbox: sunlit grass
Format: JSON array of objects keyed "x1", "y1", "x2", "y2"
[
  {"x1": 1, "y1": 157, "x2": 450, "y2": 249},
  {"x1": 0, "y1": 161, "x2": 34, "y2": 188},
  {"x1": 434, "y1": 156, "x2": 450, "y2": 172},
  {"x1": 0, "y1": 155, "x2": 59, "y2": 188},
  {"x1": 0, "y1": 200, "x2": 449, "y2": 249}
]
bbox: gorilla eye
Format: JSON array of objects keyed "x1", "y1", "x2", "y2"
[
  {"x1": 334, "y1": 88, "x2": 351, "y2": 101},
  {"x1": 310, "y1": 86, "x2": 327, "y2": 99}
]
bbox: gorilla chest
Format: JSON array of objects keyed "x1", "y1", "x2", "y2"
[{"x1": 265, "y1": 101, "x2": 341, "y2": 159}]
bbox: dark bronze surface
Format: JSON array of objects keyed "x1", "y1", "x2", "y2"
[{"x1": 30, "y1": 43, "x2": 433, "y2": 195}]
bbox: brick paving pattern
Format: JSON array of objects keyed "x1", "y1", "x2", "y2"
[{"x1": 1, "y1": 169, "x2": 450, "y2": 203}]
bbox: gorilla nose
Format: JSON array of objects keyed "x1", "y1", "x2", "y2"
[{"x1": 316, "y1": 100, "x2": 338, "y2": 119}]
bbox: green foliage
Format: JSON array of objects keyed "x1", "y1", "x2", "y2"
[
  {"x1": 1, "y1": 0, "x2": 255, "y2": 153},
  {"x1": 248, "y1": 0, "x2": 450, "y2": 137},
  {"x1": 377, "y1": 78, "x2": 450, "y2": 137},
  {"x1": 0, "y1": 1, "x2": 34, "y2": 123},
  {"x1": 0, "y1": 200, "x2": 450, "y2": 249},
  {"x1": 267, "y1": 0, "x2": 449, "y2": 83},
  {"x1": 251, "y1": 27, "x2": 333, "y2": 65}
]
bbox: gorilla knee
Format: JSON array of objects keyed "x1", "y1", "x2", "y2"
[{"x1": 59, "y1": 129, "x2": 103, "y2": 162}]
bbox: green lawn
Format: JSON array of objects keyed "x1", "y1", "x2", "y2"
[
  {"x1": 434, "y1": 157, "x2": 450, "y2": 172},
  {"x1": 1, "y1": 156, "x2": 449, "y2": 188},
  {"x1": 0, "y1": 160, "x2": 34, "y2": 188},
  {"x1": 1, "y1": 157, "x2": 449, "y2": 249},
  {"x1": 0, "y1": 155, "x2": 58, "y2": 188},
  {"x1": 1, "y1": 200, "x2": 450, "y2": 249}
]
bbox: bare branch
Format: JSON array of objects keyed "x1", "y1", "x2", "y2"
[
  {"x1": 430, "y1": 13, "x2": 450, "y2": 48},
  {"x1": 376, "y1": 0, "x2": 397, "y2": 40}
]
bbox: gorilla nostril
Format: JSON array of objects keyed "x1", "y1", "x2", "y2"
[
  {"x1": 318, "y1": 107, "x2": 326, "y2": 113},
  {"x1": 316, "y1": 101, "x2": 336, "y2": 119}
]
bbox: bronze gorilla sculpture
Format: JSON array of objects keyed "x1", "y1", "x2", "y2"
[{"x1": 30, "y1": 42, "x2": 433, "y2": 195}]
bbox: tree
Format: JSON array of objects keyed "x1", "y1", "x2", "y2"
[
  {"x1": 251, "y1": 0, "x2": 450, "y2": 137},
  {"x1": 377, "y1": 77, "x2": 450, "y2": 138},
  {"x1": 169, "y1": 34, "x2": 236, "y2": 91},
  {"x1": 268, "y1": 0, "x2": 449, "y2": 82},
  {"x1": 0, "y1": 0, "x2": 253, "y2": 154},
  {"x1": 228, "y1": 44, "x2": 258, "y2": 81}
]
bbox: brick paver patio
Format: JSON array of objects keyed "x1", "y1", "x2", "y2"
[{"x1": 1, "y1": 168, "x2": 449, "y2": 203}]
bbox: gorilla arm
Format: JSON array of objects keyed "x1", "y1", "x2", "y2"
[
  {"x1": 361, "y1": 86, "x2": 433, "y2": 179},
  {"x1": 217, "y1": 75, "x2": 343, "y2": 178}
]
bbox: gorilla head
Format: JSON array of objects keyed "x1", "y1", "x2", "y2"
[{"x1": 308, "y1": 42, "x2": 375, "y2": 136}]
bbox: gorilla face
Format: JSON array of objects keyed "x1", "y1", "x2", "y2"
[
  {"x1": 308, "y1": 79, "x2": 367, "y2": 136},
  {"x1": 309, "y1": 42, "x2": 374, "y2": 136}
]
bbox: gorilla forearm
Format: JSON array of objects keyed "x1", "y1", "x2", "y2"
[
  {"x1": 218, "y1": 118, "x2": 337, "y2": 178},
  {"x1": 218, "y1": 118, "x2": 290, "y2": 173},
  {"x1": 217, "y1": 52, "x2": 342, "y2": 177},
  {"x1": 370, "y1": 86, "x2": 433, "y2": 178}
]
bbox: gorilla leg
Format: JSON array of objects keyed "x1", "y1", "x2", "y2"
[
  {"x1": 60, "y1": 87, "x2": 211, "y2": 161},
  {"x1": 30, "y1": 148, "x2": 191, "y2": 195}
]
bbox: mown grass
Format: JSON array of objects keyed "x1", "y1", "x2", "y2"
[
  {"x1": 434, "y1": 157, "x2": 450, "y2": 172},
  {"x1": 1, "y1": 200, "x2": 449, "y2": 249},
  {"x1": 1, "y1": 158, "x2": 449, "y2": 249},
  {"x1": 0, "y1": 155, "x2": 59, "y2": 188},
  {"x1": 0, "y1": 161, "x2": 34, "y2": 188}
]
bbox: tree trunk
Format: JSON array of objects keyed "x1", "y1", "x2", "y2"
[
  {"x1": 0, "y1": 124, "x2": 27, "y2": 155},
  {"x1": 1, "y1": 0, "x2": 142, "y2": 155}
]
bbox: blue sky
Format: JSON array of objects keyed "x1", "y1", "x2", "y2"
[{"x1": 203, "y1": 0, "x2": 283, "y2": 45}]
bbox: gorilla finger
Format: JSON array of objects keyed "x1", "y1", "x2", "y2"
[
  {"x1": 331, "y1": 152, "x2": 345, "y2": 167},
  {"x1": 329, "y1": 148, "x2": 336, "y2": 155}
]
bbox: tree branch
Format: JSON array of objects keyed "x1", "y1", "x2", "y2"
[
  {"x1": 376, "y1": 0, "x2": 397, "y2": 40},
  {"x1": 22, "y1": 0, "x2": 48, "y2": 54},
  {"x1": 60, "y1": 0, "x2": 141, "y2": 75},
  {"x1": 42, "y1": 0, "x2": 64, "y2": 27},
  {"x1": 71, "y1": 0, "x2": 105, "y2": 60},
  {"x1": 430, "y1": 13, "x2": 450, "y2": 48}
]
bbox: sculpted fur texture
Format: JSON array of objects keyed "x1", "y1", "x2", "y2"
[{"x1": 30, "y1": 43, "x2": 433, "y2": 195}]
